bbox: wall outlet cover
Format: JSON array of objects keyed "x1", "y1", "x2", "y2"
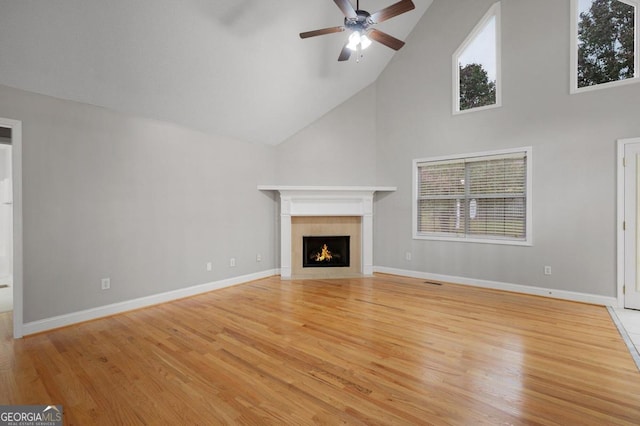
[{"x1": 101, "y1": 278, "x2": 110, "y2": 290}]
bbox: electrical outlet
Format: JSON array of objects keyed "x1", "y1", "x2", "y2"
[
  {"x1": 405, "y1": 252, "x2": 412, "y2": 261},
  {"x1": 544, "y1": 266, "x2": 552, "y2": 276},
  {"x1": 230, "y1": 258, "x2": 236, "y2": 267},
  {"x1": 256, "y1": 254, "x2": 262, "y2": 262},
  {"x1": 101, "y1": 278, "x2": 111, "y2": 290},
  {"x1": 206, "y1": 262, "x2": 212, "y2": 271}
]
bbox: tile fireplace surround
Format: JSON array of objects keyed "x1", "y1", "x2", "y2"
[{"x1": 257, "y1": 186, "x2": 396, "y2": 279}]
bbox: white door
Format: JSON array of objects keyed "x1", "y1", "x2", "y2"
[
  {"x1": 0, "y1": 139, "x2": 12, "y2": 314},
  {"x1": 0, "y1": 118, "x2": 21, "y2": 337},
  {"x1": 624, "y1": 142, "x2": 640, "y2": 309},
  {"x1": 0, "y1": 144, "x2": 12, "y2": 279}
]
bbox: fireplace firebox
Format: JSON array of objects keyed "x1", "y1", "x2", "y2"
[{"x1": 302, "y1": 236, "x2": 350, "y2": 268}]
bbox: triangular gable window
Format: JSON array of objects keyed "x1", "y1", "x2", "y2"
[{"x1": 453, "y1": 2, "x2": 501, "y2": 114}]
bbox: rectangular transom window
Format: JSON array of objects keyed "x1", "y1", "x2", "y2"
[
  {"x1": 413, "y1": 147, "x2": 532, "y2": 245},
  {"x1": 571, "y1": 0, "x2": 639, "y2": 92}
]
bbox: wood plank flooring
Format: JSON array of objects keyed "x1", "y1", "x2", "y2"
[{"x1": 1, "y1": 274, "x2": 640, "y2": 425}]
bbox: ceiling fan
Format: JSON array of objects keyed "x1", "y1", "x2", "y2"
[{"x1": 300, "y1": 0, "x2": 416, "y2": 62}]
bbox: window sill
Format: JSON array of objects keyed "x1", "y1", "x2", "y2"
[
  {"x1": 413, "y1": 233, "x2": 532, "y2": 246},
  {"x1": 570, "y1": 76, "x2": 640, "y2": 95},
  {"x1": 453, "y1": 102, "x2": 502, "y2": 116}
]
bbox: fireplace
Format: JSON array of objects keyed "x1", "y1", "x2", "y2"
[
  {"x1": 256, "y1": 186, "x2": 396, "y2": 279},
  {"x1": 303, "y1": 236, "x2": 350, "y2": 268}
]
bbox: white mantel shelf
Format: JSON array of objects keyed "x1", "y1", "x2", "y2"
[
  {"x1": 258, "y1": 185, "x2": 396, "y2": 279},
  {"x1": 258, "y1": 186, "x2": 397, "y2": 192}
]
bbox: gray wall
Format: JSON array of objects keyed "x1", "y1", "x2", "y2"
[
  {"x1": 3, "y1": 0, "x2": 639, "y2": 324},
  {"x1": 275, "y1": 84, "x2": 377, "y2": 185},
  {"x1": 374, "y1": 0, "x2": 640, "y2": 297},
  {"x1": 0, "y1": 84, "x2": 277, "y2": 322}
]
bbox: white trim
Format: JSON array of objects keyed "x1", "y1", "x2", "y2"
[
  {"x1": 374, "y1": 266, "x2": 617, "y2": 306},
  {"x1": 608, "y1": 307, "x2": 640, "y2": 371},
  {"x1": 0, "y1": 118, "x2": 22, "y2": 338},
  {"x1": 257, "y1": 185, "x2": 396, "y2": 192},
  {"x1": 453, "y1": 102, "x2": 501, "y2": 116},
  {"x1": 452, "y1": 2, "x2": 502, "y2": 114},
  {"x1": 572, "y1": 74, "x2": 640, "y2": 94},
  {"x1": 570, "y1": 0, "x2": 639, "y2": 94},
  {"x1": 22, "y1": 269, "x2": 278, "y2": 336},
  {"x1": 617, "y1": 138, "x2": 640, "y2": 308},
  {"x1": 570, "y1": 0, "x2": 578, "y2": 93},
  {"x1": 413, "y1": 146, "x2": 533, "y2": 246},
  {"x1": 617, "y1": 138, "x2": 626, "y2": 308},
  {"x1": 415, "y1": 234, "x2": 532, "y2": 246},
  {"x1": 413, "y1": 146, "x2": 528, "y2": 164}
]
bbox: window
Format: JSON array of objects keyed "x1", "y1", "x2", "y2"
[
  {"x1": 571, "y1": 0, "x2": 639, "y2": 92},
  {"x1": 453, "y1": 2, "x2": 501, "y2": 114},
  {"x1": 413, "y1": 147, "x2": 532, "y2": 245}
]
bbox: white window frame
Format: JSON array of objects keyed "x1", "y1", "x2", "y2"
[
  {"x1": 570, "y1": 0, "x2": 640, "y2": 94},
  {"x1": 452, "y1": 2, "x2": 502, "y2": 115},
  {"x1": 413, "y1": 147, "x2": 533, "y2": 246}
]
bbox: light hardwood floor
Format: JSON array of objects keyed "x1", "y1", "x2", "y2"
[{"x1": 1, "y1": 274, "x2": 640, "y2": 425}]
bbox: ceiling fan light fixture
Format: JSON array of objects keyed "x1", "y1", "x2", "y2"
[
  {"x1": 360, "y1": 34, "x2": 372, "y2": 49},
  {"x1": 347, "y1": 31, "x2": 361, "y2": 51},
  {"x1": 347, "y1": 31, "x2": 372, "y2": 51}
]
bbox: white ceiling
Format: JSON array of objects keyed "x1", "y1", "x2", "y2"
[{"x1": 0, "y1": 0, "x2": 432, "y2": 145}]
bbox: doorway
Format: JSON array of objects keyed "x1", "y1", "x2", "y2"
[
  {"x1": 0, "y1": 135, "x2": 12, "y2": 313},
  {"x1": 0, "y1": 118, "x2": 22, "y2": 338},
  {"x1": 618, "y1": 138, "x2": 640, "y2": 310}
]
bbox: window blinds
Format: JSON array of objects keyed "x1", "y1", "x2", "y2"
[{"x1": 417, "y1": 152, "x2": 527, "y2": 240}]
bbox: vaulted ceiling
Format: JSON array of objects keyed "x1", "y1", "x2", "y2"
[{"x1": 0, "y1": 0, "x2": 432, "y2": 145}]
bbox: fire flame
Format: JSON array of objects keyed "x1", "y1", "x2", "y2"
[{"x1": 314, "y1": 244, "x2": 332, "y2": 262}]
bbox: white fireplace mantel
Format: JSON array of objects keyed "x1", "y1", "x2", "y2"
[{"x1": 258, "y1": 186, "x2": 396, "y2": 278}]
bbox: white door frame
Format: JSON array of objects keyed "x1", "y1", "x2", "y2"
[
  {"x1": 0, "y1": 118, "x2": 23, "y2": 338},
  {"x1": 617, "y1": 137, "x2": 640, "y2": 309}
]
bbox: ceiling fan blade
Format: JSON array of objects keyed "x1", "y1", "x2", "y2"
[
  {"x1": 338, "y1": 45, "x2": 352, "y2": 61},
  {"x1": 300, "y1": 26, "x2": 345, "y2": 39},
  {"x1": 368, "y1": 29, "x2": 406, "y2": 50},
  {"x1": 370, "y1": 0, "x2": 415, "y2": 23},
  {"x1": 334, "y1": 0, "x2": 357, "y2": 19}
]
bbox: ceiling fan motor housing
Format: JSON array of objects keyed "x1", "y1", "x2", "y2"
[{"x1": 345, "y1": 10, "x2": 373, "y2": 32}]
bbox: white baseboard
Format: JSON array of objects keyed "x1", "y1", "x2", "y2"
[
  {"x1": 22, "y1": 269, "x2": 279, "y2": 336},
  {"x1": 374, "y1": 266, "x2": 617, "y2": 307},
  {"x1": 22, "y1": 266, "x2": 616, "y2": 336}
]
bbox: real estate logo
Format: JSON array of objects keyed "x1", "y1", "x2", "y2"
[{"x1": 0, "y1": 405, "x2": 63, "y2": 426}]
